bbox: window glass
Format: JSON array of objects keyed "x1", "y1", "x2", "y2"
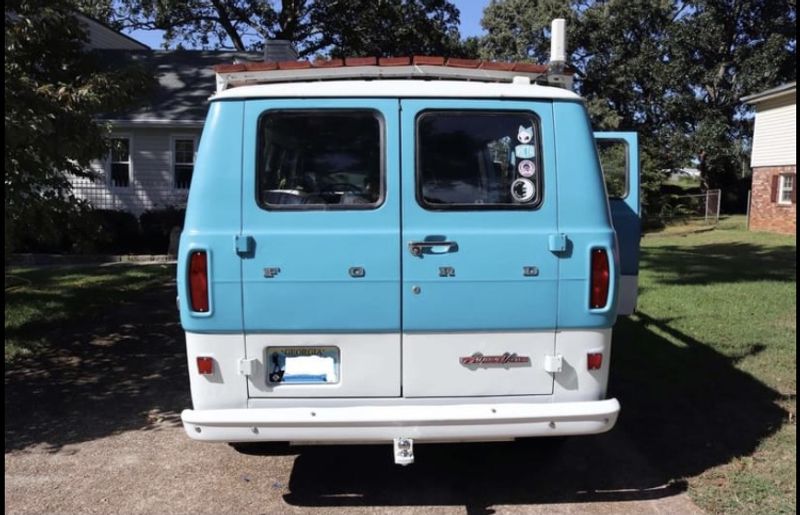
[
  {"x1": 596, "y1": 139, "x2": 628, "y2": 198},
  {"x1": 109, "y1": 138, "x2": 130, "y2": 187},
  {"x1": 779, "y1": 174, "x2": 794, "y2": 204},
  {"x1": 417, "y1": 111, "x2": 541, "y2": 209},
  {"x1": 257, "y1": 111, "x2": 382, "y2": 209},
  {"x1": 174, "y1": 139, "x2": 195, "y2": 189}
]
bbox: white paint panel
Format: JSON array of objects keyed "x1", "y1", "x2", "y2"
[
  {"x1": 751, "y1": 95, "x2": 796, "y2": 167},
  {"x1": 553, "y1": 329, "x2": 612, "y2": 402},
  {"x1": 245, "y1": 334, "x2": 401, "y2": 397},
  {"x1": 403, "y1": 332, "x2": 554, "y2": 397},
  {"x1": 185, "y1": 332, "x2": 248, "y2": 411}
]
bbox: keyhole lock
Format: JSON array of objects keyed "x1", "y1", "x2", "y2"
[{"x1": 411, "y1": 286, "x2": 421, "y2": 295}]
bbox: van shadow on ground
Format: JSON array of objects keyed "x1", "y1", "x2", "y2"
[
  {"x1": 4, "y1": 278, "x2": 188, "y2": 453},
  {"x1": 277, "y1": 309, "x2": 788, "y2": 509}
]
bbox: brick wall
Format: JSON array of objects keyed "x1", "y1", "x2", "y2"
[{"x1": 748, "y1": 166, "x2": 796, "y2": 235}]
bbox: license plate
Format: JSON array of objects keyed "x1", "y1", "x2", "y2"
[{"x1": 266, "y1": 346, "x2": 340, "y2": 384}]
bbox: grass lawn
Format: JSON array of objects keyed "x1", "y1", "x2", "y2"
[
  {"x1": 5, "y1": 263, "x2": 174, "y2": 362},
  {"x1": 628, "y1": 215, "x2": 796, "y2": 513}
]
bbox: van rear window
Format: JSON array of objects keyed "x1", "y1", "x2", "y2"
[
  {"x1": 417, "y1": 111, "x2": 542, "y2": 209},
  {"x1": 257, "y1": 110, "x2": 383, "y2": 210}
]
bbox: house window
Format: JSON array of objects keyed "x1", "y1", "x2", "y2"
[
  {"x1": 174, "y1": 138, "x2": 196, "y2": 189},
  {"x1": 778, "y1": 174, "x2": 794, "y2": 205},
  {"x1": 109, "y1": 138, "x2": 131, "y2": 187}
]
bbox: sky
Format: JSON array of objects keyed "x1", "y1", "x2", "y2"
[{"x1": 122, "y1": 0, "x2": 490, "y2": 49}]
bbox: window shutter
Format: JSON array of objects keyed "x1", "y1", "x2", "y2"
[
  {"x1": 770, "y1": 175, "x2": 779, "y2": 202},
  {"x1": 792, "y1": 175, "x2": 797, "y2": 204}
]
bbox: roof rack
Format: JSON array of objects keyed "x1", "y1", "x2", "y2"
[
  {"x1": 213, "y1": 19, "x2": 573, "y2": 93},
  {"x1": 214, "y1": 57, "x2": 573, "y2": 93}
]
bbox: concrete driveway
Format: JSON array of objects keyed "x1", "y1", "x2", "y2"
[{"x1": 5, "y1": 276, "x2": 719, "y2": 514}]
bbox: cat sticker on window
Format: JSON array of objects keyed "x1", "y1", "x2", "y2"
[{"x1": 512, "y1": 126, "x2": 536, "y2": 166}]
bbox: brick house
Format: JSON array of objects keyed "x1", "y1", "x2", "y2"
[{"x1": 743, "y1": 82, "x2": 796, "y2": 235}]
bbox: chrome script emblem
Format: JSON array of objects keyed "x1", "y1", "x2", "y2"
[{"x1": 460, "y1": 352, "x2": 531, "y2": 368}]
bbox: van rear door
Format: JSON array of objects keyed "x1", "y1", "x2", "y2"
[
  {"x1": 594, "y1": 132, "x2": 640, "y2": 315},
  {"x1": 400, "y1": 100, "x2": 558, "y2": 397},
  {"x1": 240, "y1": 99, "x2": 401, "y2": 397}
]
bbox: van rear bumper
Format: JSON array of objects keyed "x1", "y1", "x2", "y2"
[{"x1": 181, "y1": 398, "x2": 620, "y2": 443}]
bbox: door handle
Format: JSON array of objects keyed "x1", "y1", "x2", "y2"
[{"x1": 408, "y1": 241, "x2": 458, "y2": 256}]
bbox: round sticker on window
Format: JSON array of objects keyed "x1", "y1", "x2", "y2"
[
  {"x1": 511, "y1": 178, "x2": 536, "y2": 203},
  {"x1": 517, "y1": 160, "x2": 535, "y2": 178}
]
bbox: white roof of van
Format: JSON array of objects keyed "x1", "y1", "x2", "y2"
[{"x1": 211, "y1": 80, "x2": 582, "y2": 101}]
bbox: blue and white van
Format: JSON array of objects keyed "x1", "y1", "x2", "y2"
[{"x1": 178, "y1": 23, "x2": 640, "y2": 465}]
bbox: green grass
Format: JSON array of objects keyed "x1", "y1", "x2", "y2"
[
  {"x1": 4, "y1": 264, "x2": 174, "y2": 361},
  {"x1": 637, "y1": 215, "x2": 796, "y2": 513}
]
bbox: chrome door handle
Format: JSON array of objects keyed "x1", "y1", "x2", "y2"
[{"x1": 408, "y1": 241, "x2": 458, "y2": 256}]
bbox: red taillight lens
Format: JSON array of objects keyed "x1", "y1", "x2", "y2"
[
  {"x1": 590, "y1": 248, "x2": 610, "y2": 309},
  {"x1": 189, "y1": 251, "x2": 209, "y2": 312},
  {"x1": 197, "y1": 356, "x2": 214, "y2": 375},
  {"x1": 587, "y1": 352, "x2": 603, "y2": 370}
]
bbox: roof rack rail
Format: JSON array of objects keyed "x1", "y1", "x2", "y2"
[
  {"x1": 213, "y1": 19, "x2": 572, "y2": 93},
  {"x1": 213, "y1": 57, "x2": 573, "y2": 92}
]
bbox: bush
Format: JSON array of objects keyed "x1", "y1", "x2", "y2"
[
  {"x1": 71, "y1": 209, "x2": 141, "y2": 254},
  {"x1": 139, "y1": 207, "x2": 185, "y2": 254}
]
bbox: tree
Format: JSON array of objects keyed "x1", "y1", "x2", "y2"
[
  {"x1": 5, "y1": 0, "x2": 153, "y2": 254},
  {"x1": 480, "y1": 0, "x2": 796, "y2": 216},
  {"x1": 109, "y1": 0, "x2": 468, "y2": 57}
]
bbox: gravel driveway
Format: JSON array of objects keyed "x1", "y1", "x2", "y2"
[{"x1": 5, "y1": 277, "x2": 703, "y2": 514}]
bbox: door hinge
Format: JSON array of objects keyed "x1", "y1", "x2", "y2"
[
  {"x1": 548, "y1": 233, "x2": 568, "y2": 253},
  {"x1": 235, "y1": 235, "x2": 254, "y2": 256},
  {"x1": 238, "y1": 357, "x2": 257, "y2": 376},
  {"x1": 543, "y1": 354, "x2": 563, "y2": 373}
]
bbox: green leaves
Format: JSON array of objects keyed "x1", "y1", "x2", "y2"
[
  {"x1": 4, "y1": 0, "x2": 153, "y2": 256},
  {"x1": 480, "y1": 0, "x2": 796, "y2": 219}
]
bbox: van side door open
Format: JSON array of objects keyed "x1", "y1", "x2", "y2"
[
  {"x1": 594, "y1": 132, "x2": 640, "y2": 315},
  {"x1": 400, "y1": 100, "x2": 559, "y2": 397}
]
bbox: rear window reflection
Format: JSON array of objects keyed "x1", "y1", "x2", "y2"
[{"x1": 417, "y1": 111, "x2": 542, "y2": 209}]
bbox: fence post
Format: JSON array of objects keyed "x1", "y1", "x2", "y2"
[
  {"x1": 746, "y1": 189, "x2": 751, "y2": 230},
  {"x1": 716, "y1": 188, "x2": 722, "y2": 224},
  {"x1": 704, "y1": 190, "x2": 709, "y2": 224}
]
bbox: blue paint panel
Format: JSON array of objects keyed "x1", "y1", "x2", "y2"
[
  {"x1": 240, "y1": 99, "x2": 401, "y2": 333},
  {"x1": 400, "y1": 99, "x2": 560, "y2": 332},
  {"x1": 594, "y1": 131, "x2": 641, "y2": 276},
  {"x1": 178, "y1": 102, "x2": 244, "y2": 332},
  {"x1": 552, "y1": 103, "x2": 621, "y2": 329}
]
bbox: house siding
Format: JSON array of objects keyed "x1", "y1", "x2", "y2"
[
  {"x1": 750, "y1": 94, "x2": 797, "y2": 168},
  {"x1": 72, "y1": 128, "x2": 200, "y2": 215},
  {"x1": 749, "y1": 166, "x2": 796, "y2": 235}
]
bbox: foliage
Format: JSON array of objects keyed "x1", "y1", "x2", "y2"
[
  {"x1": 139, "y1": 207, "x2": 185, "y2": 253},
  {"x1": 479, "y1": 0, "x2": 796, "y2": 216},
  {"x1": 4, "y1": 0, "x2": 153, "y2": 256},
  {"x1": 103, "y1": 0, "x2": 470, "y2": 57}
]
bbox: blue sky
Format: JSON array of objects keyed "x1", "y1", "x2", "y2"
[{"x1": 123, "y1": 0, "x2": 490, "y2": 49}]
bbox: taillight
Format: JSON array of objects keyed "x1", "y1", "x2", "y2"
[
  {"x1": 189, "y1": 251, "x2": 209, "y2": 312},
  {"x1": 587, "y1": 352, "x2": 603, "y2": 370},
  {"x1": 196, "y1": 356, "x2": 214, "y2": 375},
  {"x1": 590, "y1": 248, "x2": 610, "y2": 309}
]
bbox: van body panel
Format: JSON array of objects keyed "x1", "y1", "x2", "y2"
[
  {"x1": 239, "y1": 99, "x2": 401, "y2": 333},
  {"x1": 178, "y1": 102, "x2": 244, "y2": 333},
  {"x1": 400, "y1": 99, "x2": 559, "y2": 333}
]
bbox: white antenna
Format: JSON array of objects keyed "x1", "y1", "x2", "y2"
[{"x1": 549, "y1": 18, "x2": 567, "y2": 72}]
